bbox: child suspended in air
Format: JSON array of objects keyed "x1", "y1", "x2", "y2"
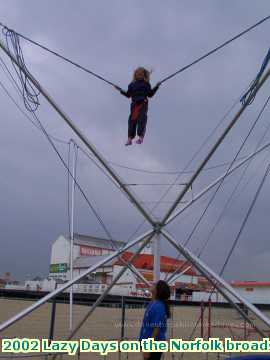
[{"x1": 115, "y1": 67, "x2": 160, "y2": 146}]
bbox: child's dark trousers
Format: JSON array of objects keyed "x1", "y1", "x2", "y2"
[{"x1": 128, "y1": 100, "x2": 148, "y2": 139}]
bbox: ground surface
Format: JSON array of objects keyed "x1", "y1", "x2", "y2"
[{"x1": 0, "y1": 299, "x2": 269, "y2": 359}]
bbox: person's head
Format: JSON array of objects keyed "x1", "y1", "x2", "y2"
[
  {"x1": 152, "y1": 280, "x2": 171, "y2": 318},
  {"x1": 133, "y1": 67, "x2": 151, "y2": 82}
]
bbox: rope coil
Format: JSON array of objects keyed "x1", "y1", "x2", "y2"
[{"x1": 2, "y1": 26, "x2": 40, "y2": 112}]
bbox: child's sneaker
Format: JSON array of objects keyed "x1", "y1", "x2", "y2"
[
  {"x1": 136, "y1": 137, "x2": 144, "y2": 144},
  {"x1": 125, "y1": 138, "x2": 132, "y2": 146}
]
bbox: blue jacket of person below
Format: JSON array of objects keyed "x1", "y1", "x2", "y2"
[{"x1": 139, "y1": 300, "x2": 168, "y2": 341}]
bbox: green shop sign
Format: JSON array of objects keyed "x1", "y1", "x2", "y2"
[{"x1": 50, "y1": 263, "x2": 68, "y2": 273}]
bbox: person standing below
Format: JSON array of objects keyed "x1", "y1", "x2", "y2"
[
  {"x1": 115, "y1": 67, "x2": 160, "y2": 146},
  {"x1": 139, "y1": 280, "x2": 171, "y2": 360}
]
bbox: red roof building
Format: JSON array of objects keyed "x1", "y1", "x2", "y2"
[
  {"x1": 114, "y1": 252, "x2": 197, "y2": 275},
  {"x1": 230, "y1": 281, "x2": 270, "y2": 287}
]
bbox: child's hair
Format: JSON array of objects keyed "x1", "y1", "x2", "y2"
[
  {"x1": 155, "y1": 280, "x2": 171, "y2": 318},
  {"x1": 133, "y1": 67, "x2": 152, "y2": 83}
]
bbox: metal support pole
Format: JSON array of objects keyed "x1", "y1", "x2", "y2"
[
  {"x1": 0, "y1": 38, "x2": 155, "y2": 227},
  {"x1": 120, "y1": 296, "x2": 126, "y2": 341},
  {"x1": 153, "y1": 231, "x2": 161, "y2": 282},
  {"x1": 128, "y1": 264, "x2": 151, "y2": 287},
  {"x1": 161, "y1": 230, "x2": 269, "y2": 335},
  {"x1": 200, "y1": 301, "x2": 204, "y2": 338},
  {"x1": 0, "y1": 229, "x2": 154, "y2": 332},
  {"x1": 162, "y1": 67, "x2": 270, "y2": 225},
  {"x1": 47, "y1": 283, "x2": 58, "y2": 360},
  {"x1": 165, "y1": 141, "x2": 270, "y2": 226},
  {"x1": 208, "y1": 299, "x2": 212, "y2": 339},
  {"x1": 168, "y1": 265, "x2": 192, "y2": 284},
  {"x1": 170, "y1": 305, "x2": 175, "y2": 360},
  {"x1": 48, "y1": 300, "x2": 57, "y2": 341},
  {"x1": 69, "y1": 142, "x2": 77, "y2": 331},
  {"x1": 243, "y1": 305, "x2": 248, "y2": 340}
]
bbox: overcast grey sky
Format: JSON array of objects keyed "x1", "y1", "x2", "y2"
[{"x1": 1, "y1": 1, "x2": 270, "y2": 282}]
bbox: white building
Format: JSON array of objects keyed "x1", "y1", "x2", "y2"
[
  {"x1": 49, "y1": 233, "x2": 125, "y2": 284},
  {"x1": 191, "y1": 281, "x2": 270, "y2": 305},
  {"x1": 229, "y1": 281, "x2": 270, "y2": 305}
]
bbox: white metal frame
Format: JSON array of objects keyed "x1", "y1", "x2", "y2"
[
  {"x1": 0, "y1": 37, "x2": 270, "y2": 339},
  {"x1": 69, "y1": 141, "x2": 77, "y2": 331}
]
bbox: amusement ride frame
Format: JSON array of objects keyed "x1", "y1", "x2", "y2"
[{"x1": 0, "y1": 37, "x2": 270, "y2": 341}]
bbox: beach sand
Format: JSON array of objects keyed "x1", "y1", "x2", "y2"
[{"x1": 0, "y1": 298, "x2": 269, "y2": 360}]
